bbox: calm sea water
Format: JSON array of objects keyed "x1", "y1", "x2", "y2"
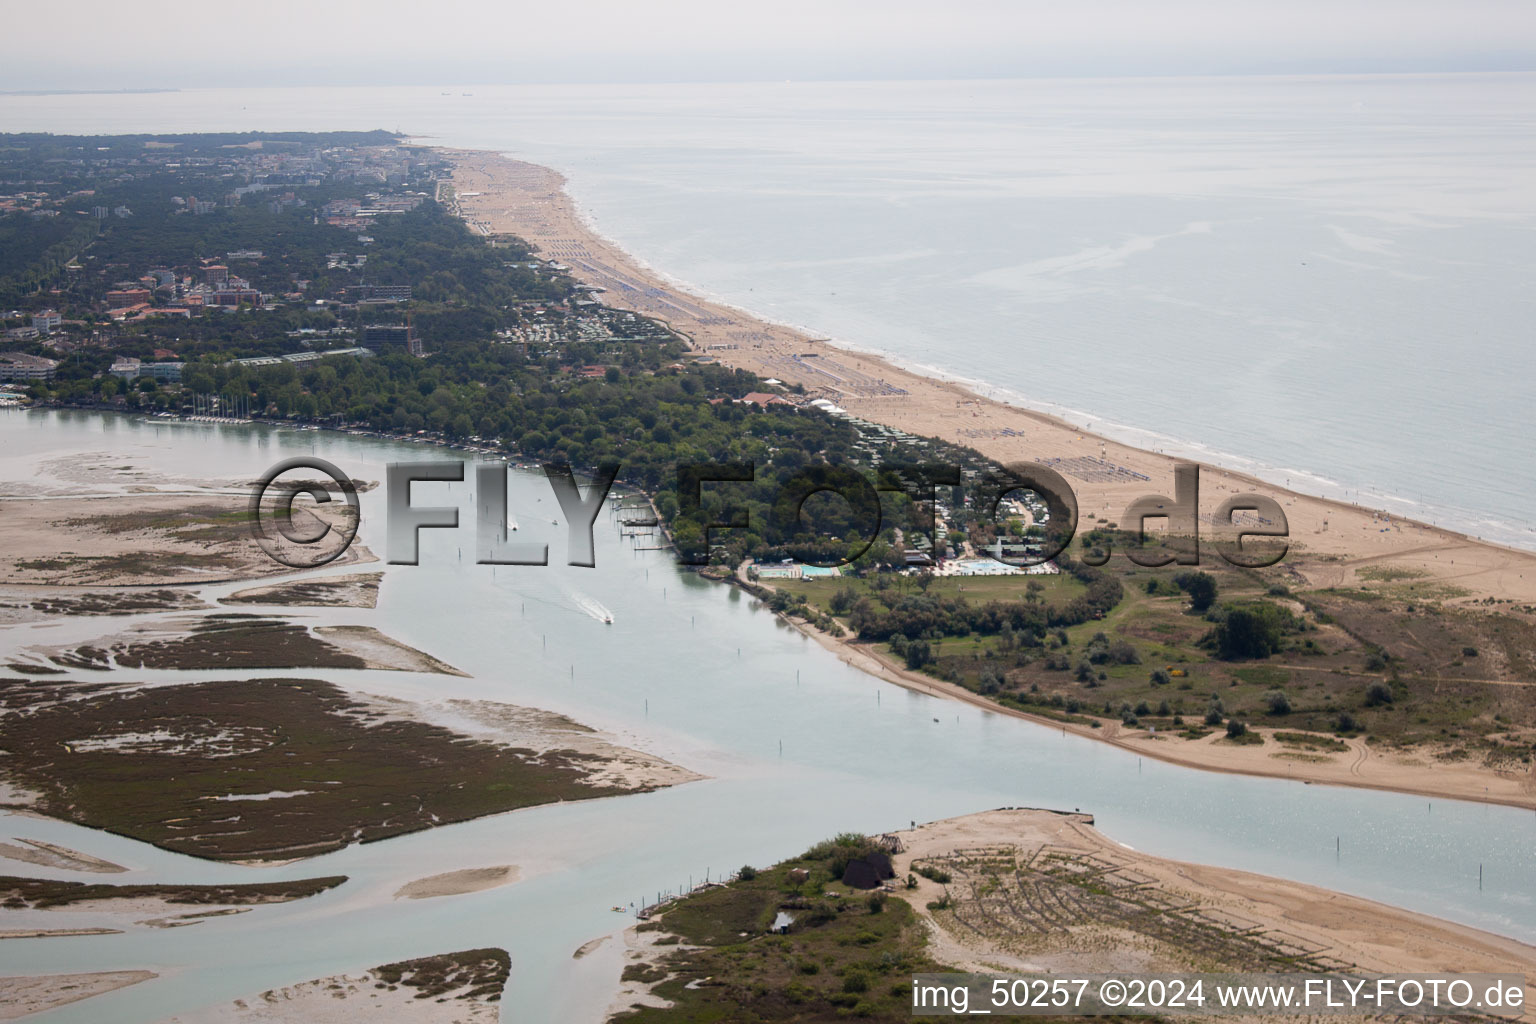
[
  {"x1": 3, "y1": 75, "x2": 1535, "y2": 547},
  {"x1": 0, "y1": 411, "x2": 1532, "y2": 1024}
]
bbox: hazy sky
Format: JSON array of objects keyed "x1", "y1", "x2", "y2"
[{"x1": 4, "y1": 0, "x2": 1535, "y2": 91}]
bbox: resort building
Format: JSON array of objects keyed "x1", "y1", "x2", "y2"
[{"x1": 0, "y1": 352, "x2": 58, "y2": 382}]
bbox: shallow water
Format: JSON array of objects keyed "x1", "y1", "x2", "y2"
[{"x1": 1, "y1": 410, "x2": 1532, "y2": 1023}]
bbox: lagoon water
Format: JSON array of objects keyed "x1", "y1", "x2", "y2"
[
  {"x1": 0, "y1": 411, "x2": 1532, "y2": 1023},
  {"x1": 3, "y1": 74, "x2": 1536, "y2": 547}
]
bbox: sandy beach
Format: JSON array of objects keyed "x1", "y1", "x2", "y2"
[
  {"x1": 445, "y1": 149, "x2": 1536, "y2": 607},
  {"x1": 898, "y1": 808, "x2": 1536, "y2": 997}
]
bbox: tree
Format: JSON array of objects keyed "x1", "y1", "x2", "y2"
[
  {"x1": 1211, "y1": 606, "x2": 1284, "y2": 660},
  {"x1": 1264, "y1": 690, "x2": 1292, "y2": 715},
  {"x1": 1175, "y1": 571, "x2": 1218, "y2": 612},
  {"x1": 1225, "y1": 719, "x2": 1248, "y2": 739}
]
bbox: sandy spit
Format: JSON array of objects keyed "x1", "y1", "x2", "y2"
[
  {"x1": 0, "y1": 970, "x2": 156, "y2": 1020},
  {"x1": 393, "y1": 865, "x2": 520, "y2": 900}
]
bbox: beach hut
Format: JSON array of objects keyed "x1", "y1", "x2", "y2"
[
  {"x1": 841, "y1": 852, "x2": 896, "y2": 890},
  {"x1": 842, "y1": 859, "x2": 881, "y2": 890}
]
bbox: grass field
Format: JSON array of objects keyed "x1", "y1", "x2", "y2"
[{"x1": 766, "y1": 553, "x2": 1536, "y2": 767}]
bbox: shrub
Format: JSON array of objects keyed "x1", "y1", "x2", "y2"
[
  {"x1": 737, "y1": 864, "x2": 757, "y2": 881},
  {"x1": 866, "y1": 892, "x2": 886, "y2": 914},
  {"x1": 1149, "y1": 668, "x2": 1172, "y2": 686},
  {"x1": 1335, "y1": 711, "x2": 1361, "y2": 734},
  {"x1": 914, "y1": 863, "x2": 952, "y2": 884},
  {"x1": 1204, "y1": 705, "x2": 1225, "y2": 726},
  {"x1": 802, "y1": 833, "x2": 880, "y2": 877},
  {"x1": 1108, "y1": 639, "x2": 1140, "y2": 665},
  {"x1": 1226, "y1": 719, "x2": 1248, "y2": 739},
  {"x1": 1264, "y1": 690, "x2": 1292, "y2": 715},
  {"x1": 1364, "y1": 682, "x2": 1394, "y2": 707}
]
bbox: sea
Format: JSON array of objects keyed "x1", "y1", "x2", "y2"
[{"x1": 3, "y1": 73, "x2": 1534, "y2": 547}]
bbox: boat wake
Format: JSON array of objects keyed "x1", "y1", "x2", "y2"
[{"x1": 569, "y1": 590, "x2": 614, "y2": 625}]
